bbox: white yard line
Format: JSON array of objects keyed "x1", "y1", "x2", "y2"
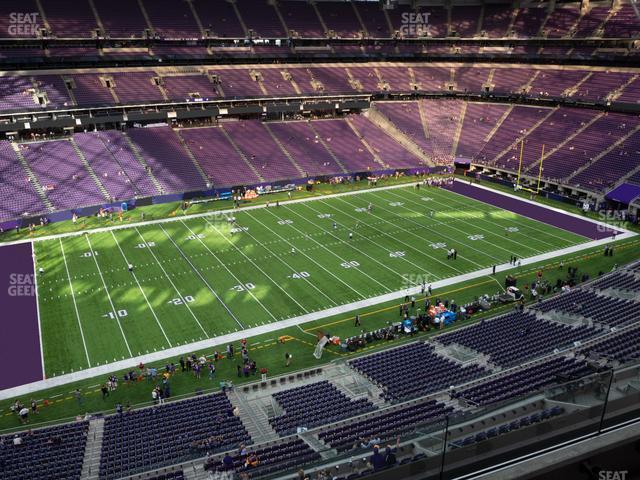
[
  {"x1": 1, "y1": 182, "x2": 423, "y2": 247},
  {"x1": 31, "y1": 243, "x2": 46, "y2": 379},
  {"x1": 84, "y1": 235, "x2": 133, "y2": 357},
  {"x1": 381, "y1": 188, "x2": 546, "y2": 255},
  {"x1": 0, "y1": 179, "x2": 626, "y2": 248},
  {"x1": 334, "y1": 194, "x2": 502, "y2": 266},
  {"x1": 3, "y1": 232, "x2": 634, "y2": 401},
  {"x1": 58, "y1": 238, "x2": 91, "y2": 368},
  {"x1": 269, "y1": 206, "x2": 396, "y2": 292},
  {"x1": 109, "y1": 231, "x2": 173, "y2": 348},
  {"x1": 410, "y1": 186, "x2": 578, "y2": 248},
  {"x1": 203, "y1": 216, "x2": 337, "y2": 308},
  {"x1": 178, "y1": 219, "x2": 280, "y2": 323},
  {"x1": 244, "y1": 210, "x2": 366, "y2": 300},
  {"x1": 313, "y1": 197, "x2": 477, "y2": 271},
  {"x1": 135, "y1": 227, "x2": 209, "y2": 337},
  {"x1": 158, "y1": 223, "x2": 244, "y2": 330}
]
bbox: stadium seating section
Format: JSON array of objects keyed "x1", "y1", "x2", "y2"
[
  {"x1": 99, "y1": 392, "x2": 249, "y2": 479},
  {"x1": 0, "y1": 1, "x2": 636, "y2": 40},
  {"x1": 2, "y1": 89, "x2": 640, "y2": 222}
]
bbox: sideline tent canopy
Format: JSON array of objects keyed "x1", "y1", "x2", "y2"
[{"x1": 605, "y1": 183, "x2": 640, "y2": 205}]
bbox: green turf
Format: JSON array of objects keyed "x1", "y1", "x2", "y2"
[
  {"x1": 2, "y1": 235, "x2": 637, "y2": 433},
  {"x1": 0, "y1": 176, "x2": 420, "y2": 244},
  {"x1": 34, "y1": 184, "x2": 589, "y2": 376}
]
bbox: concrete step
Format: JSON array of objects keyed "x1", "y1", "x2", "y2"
[{"x1": 80, "y1": 418, "x2": 105, "y2": 480}]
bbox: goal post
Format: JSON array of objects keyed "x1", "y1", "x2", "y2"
[{"x1": 515, "y1": 141, "x2": 545, "y2": 195}]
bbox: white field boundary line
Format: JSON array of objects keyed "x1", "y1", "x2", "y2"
[
  {"x1": 31, "y1": 243, "x2": 46, "y2": 380},
  {"x1": 384, "y1": 188, "x2": 552, "y2": 253},
  {"x1": 0, "y1": 182, "x2": 423, "y2": 247},
  {"x1": 459, "y1": 179, "x2": 635, "y2": 236},
  {"x1": 0, "y1": 179, "x2": 628, "y2": 248},
  {"x1": 1, "y1": 232, "x2": 635, "y2": 400},
  {"x1": 405, "y1": 185, "x2": 581, "y2": 248}
]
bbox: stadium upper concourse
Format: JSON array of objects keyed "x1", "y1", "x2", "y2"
[{"x1": 1, "y1": 1, "x2": 640, "y2": 480}]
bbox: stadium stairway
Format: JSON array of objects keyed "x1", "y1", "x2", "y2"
[
  {"x1": 487, "y1": 107, "x2": 557, "y2": 166},
  {"x1": 136, "y1": 0, "x2": 154, "y2": 34},
  {"x1": 34, "y1": 0, "x2": 51, "y2": 33},
  {"x1": 564, "y1": 72, "x2": 594, "y2": 97},
  {"x1": 307, "y1": 122, "x2": 349, "y2": 173},
  {"x1": 11, "y1": 142, "x2": 54, "y2": 212},
  {"x1": 564, "y1": 122, "x2": 640, "y2": 184},
  {"x1": 365, "y1": 106, "x2": 434, "y2": 166},
  {"x1": 299, "y1": 430, "x2": 335, "y2": 460},
  {"x1": 228, "y1": 389, "x2": 280, "y2": 445},
  {"x1": 476, "y1": 4, "x2": 485, "y2": 35},
  {"x1": 311, "y1": 2, "x2": 329, "y2": 37},
  {"x1": 186, "y1": 0, "x2": 205, "y2": 38},
  {"x1": 537, "y1": 5, "x2": 554, "y2": 37},
  {"x1": 87, "y1": 0, "x2": 105, "y2": 36},
  {"x1": 80, "y1": 417, "x2": 105, "y2": 480},
  {"x1": 417, "y1": 97, "x2": 431, "y2": 141},
  {"x1": 450, "y1": 101, "x2": 467, "y2": 158},
  {"x1": 231, "y1": 1, "x2": 249, "y2": 37},
  {"x1": 506, "y1": 7, "x2": 520, "y2": 37},
  {"x1": 523, "y1": 111, "x2": 605, "y2": 175},
  {"x1": 173, "y1": 129, "x2": 213, "y2": 187},
  {"x1": 610, "y1": 162, "x2": 640, "y2": 191},
  {"x1": 69, "y1": 138, "x2": 112, "y2": 202},
  {"x1": 345, "y1": 67, "x2": 364, "y2": 92},
  {"x1": 484, "y1": 105, "x2": 515, "y2": 145},
  {"x1": 345, "y1": 117, "x2": 387, "y2": 168},
  {"x1": 383, "y1": 7, "x2": 394, "y2": 37},
  {"x1": 219, "y1": 126, "x2": 266, "y2": 183},
  {"x1": 350, "y1": 1, "x2": 368, "y2": 36},
  {"x1": 262, "y1": 122, "x2": 306, "y2": 178},
  {"x1": 121, "y1": 131, "x2": 165, "y2": 194},
  {"x1": 272, "y1": 0, "x2": 290, "y2": 37},
  {"x1": 607, "y1": 73, "x2": 639, "y2": 102}
]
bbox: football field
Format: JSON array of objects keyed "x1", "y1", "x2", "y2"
[{"x1": 34, "y1": 184, "x2": 589, "y2": 376}]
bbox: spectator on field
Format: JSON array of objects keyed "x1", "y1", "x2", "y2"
[{"x1": 18, "y1": 407, "x2": 29, "y2": 424}]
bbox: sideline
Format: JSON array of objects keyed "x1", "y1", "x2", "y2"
[{"x1": 1, "y1": 179, "x2": 633, "y2": 400}]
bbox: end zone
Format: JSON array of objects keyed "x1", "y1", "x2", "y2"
[{"x1": 0, "y1": 242, "x2": 44, "y2": 390}]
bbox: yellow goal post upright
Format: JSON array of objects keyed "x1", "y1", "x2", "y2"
[{"x1": 514, "y1": 140, "x2": 545, "y2": 195}]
